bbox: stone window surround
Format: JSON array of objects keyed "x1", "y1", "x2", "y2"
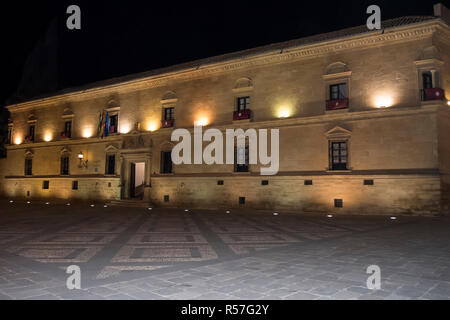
[
  {"x1": 322, "y1": 70, "x2": 352, "y2": 113},
  {"x1": 60, "y1": 147, "x2": 71, "y2": 176},
  {"x1": 414, "y1": 58, "x2": 444, "y2": 92},
  {"x1": 105, "y1": 144, "x2": 120, "y2": 176},
  {"x1": 104, "y1": 106, "x2": 121, "y2": 135},
  {"x1": 324, "y1": 126, "x2": 352, "y2": 172}
]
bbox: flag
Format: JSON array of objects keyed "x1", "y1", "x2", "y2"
[{"x1": 104, "y1": 113, "x2": 110, "y2": 138}]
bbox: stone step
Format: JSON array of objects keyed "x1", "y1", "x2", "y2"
[{"x1": 108, "y1": 200, "x2": 153, "y2": 208}]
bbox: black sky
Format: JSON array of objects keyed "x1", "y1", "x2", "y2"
[{"x1": 0, "y1": 0, "x2": 446, "y2": 107}]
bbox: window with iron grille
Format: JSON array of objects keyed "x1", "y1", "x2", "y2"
[
  {"x1": 330, "y1": 83, "x2": 347, "y2": 100},
  {"x1": 72, "y1": 181, "x2": 78, "y2": 190},
  {"x1": 234, "y1": 146, "x2": 249, "y2": 172},
  {"x1": 43, "y1": 181, "x2": 50, "y2": 190},
  {"x1": 161, "y1": 151, "x2": 173, "y2": 174},
  {"x1": 330, "y1": 141, "x2": 348, "y2": 171},
  {"x1": 64, "y1": 121, "x2": 72, "y2": 138},
  {"x1": 24, "y1": 158, "x2": 32, "y2": 176},
  {"x1": 237, "y1": 97, "x2": 250, "y2": 111},
  {"x1": 106, "y1": 154, "x2": 116, "y2": 175},
  {"x1": 164, "y1": 107, "x2": 175, "y2": 121},
  {"x1": 60, "y1": 156, "x2": 70, "y2": 175}
]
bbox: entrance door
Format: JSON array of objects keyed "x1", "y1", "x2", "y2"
[{"x1": 130, "y1": 163, "x2": 136, "y2": 198}]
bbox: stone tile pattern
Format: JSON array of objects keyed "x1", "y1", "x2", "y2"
[{"x1": 0, "y1": 202, "x2": 449, "y2": 300}]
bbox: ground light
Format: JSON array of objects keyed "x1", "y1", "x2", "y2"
[
  {"x1": 104, "y1": 205, "x2": 108, "y2": 208},
  {"x1": 9, "y1": 200, "x2": 13, "y2": 203},
  {"x1": 91, "y1": 204, "x2": 95, "y2": 208},
  {"x1": 185, "y1": 209, "x2": 189, "y2": 212},
  {"x1": 148, "y1": 208, "x2": 152, "y2": 210},
  {"x1": 66, "y1": 203, "x2": 71, "y2": 206},
  {"x1": 327, "y1": 215, "x2": 333, "y2": 218},
  {"x1": 226, "y1": 210, "x2": 231, "y2": 214},
  {"x1": 390, "y1": 217, "x2": 397, "y2": 220},
  {"x1": 273, "y1": 212, "x2": 279, "y2": 216},
  {"x1": 27, "y1": 201, "x2": 31, "y2": 204},
  {"x1": 45, "y1": 202, "x2": 50, "y2": 205}
]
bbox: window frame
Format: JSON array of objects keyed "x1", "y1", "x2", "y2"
[
  {"x1": 163, "y1": 107, "x2": 175, "y2": 121},
  {"x1": 105, "y1": 154, "x2": 116, "y2": 175},
  {"x1": 329, "y1": 83, "x2": 347, "y2": 100},
  {"x1": 329, "y1": 140, "x2": 348, "y2": 171},
  {"x1": 236, "y1": 96, "x2": 250, "y2": 111},
  {"x1": 60, "y1": 155, "x2": 70, "y2": 176},
  {"x1": 24, "y1": 158, "x2": 33, "y2": 176},
  {"x1": 160, "y1": 151, "x2": 173, "y2": 174},
  {"x1": 234, "y1": 145, "x2": 249, "y2": 172}
]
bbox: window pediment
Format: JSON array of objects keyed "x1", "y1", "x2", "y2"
[{"x1": 325, "y1": 126, "x2": 352, "y2": 139}]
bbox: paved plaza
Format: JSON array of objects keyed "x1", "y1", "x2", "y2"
[{"x1": 0, "y1": 200, "x2": 449, "y2": 300}]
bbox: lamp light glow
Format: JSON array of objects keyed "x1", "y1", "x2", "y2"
[
  {"x1": 194, "y1": 117, "x2": 209, "y2": 127},
  {"x1": 44, "y1": 132, "x2": 53, "y2": 142},
  {"x1": 374, "y1": 96, "x2": 393, "y2": 108}
]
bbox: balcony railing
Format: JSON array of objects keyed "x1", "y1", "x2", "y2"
[
  {"x1": 161, "y1": 119, "x2": 174, "y2": 128},
  {"x1": 60, "y1": 132, "x2": 71, "y2": 139},
  {"x1": 233, "y1": 109, "x2": 251, "y2": 121},
  {"x1": 421, "y1": 88, "x2": 446, "y2": 101},
  {"x1": 326, "y1": 98, "x2": 349, "y2": 111}
]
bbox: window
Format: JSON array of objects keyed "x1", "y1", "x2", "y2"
[
  {"x1": 7, "y1": 126, "x2": 13, "y2": 144},
  {"x1": 72, "y1": 181, "x2": 78, "y2": 190},
  {"x1": 304, "y1": 180, "x2": 313, "y2": 186},
  {"x1": 108, "y1": 114, "x2": 118, "y2": 134},
  {"x1": 161, "y1": 151, "x2": 173, "y2": 174},
  {"x1": 239, "y1": 197, "x2": 246, "y2": 205},
  {"x1": 261, "y1": 180, "x2": 269, "y2": 186},
  {"x1": 24, "y1": 158, "x2": 32, "y2": 176},
  {"x1": 334, "y1": 199, "x2": 343, "y2": 208},
  {"x1": 164, "y1": 107, "x2": 175, "y2": 121},
  {"x1": 330, "y1": 83, "x2": 347, "y2": 100},
  {"x1": 60, "y1": 156, "x2": 70, "y2": 175},
  {"x1": 164, "y1": 195, "x2": 170, "y2": 202},
  {"x1": 235, "y1": 146, "x2": 249, "y2": 172},
  {"x1": 64, "y1": 121, "x2": 72, "y2": 138},
  {"x1": 29, "y1": 125, "x2": 35, "y2": 142},
  {"x1": 237, "y1": 97, "x2": 250, "y2": 111},
  {"x1": 106, "y1": 154, "x2": 116, "y2": 175},
  {"x1": 330, "y1": 141, "x2": 348, "y2": 171},
  {"x1": 217, "y1": 180, "x2": 224, "y2": 185},
  {"x1": 43, "y1": 181, "x2": 50, "y2": 190},
  {"x1": 364, "y1": 179, "x2": 374, "y2": 186},
  {"x1": 422, "y1": 72, "x2": 433, "y2": 89}
]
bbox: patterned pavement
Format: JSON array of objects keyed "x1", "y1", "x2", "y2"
[{"x1": 0, "y1": 200, "x2": 449, "y2": 300}]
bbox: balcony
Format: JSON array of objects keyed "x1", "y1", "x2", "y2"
[
  {"x1": 326, "y1": 98, "x2": 349, "y2": 111},
  {"x1": 233, "y1": 109, "x2": 251, "y2": 121},
  {"x1": 161, "y1": 119, "x2": 174, "y2": 128},
  {"x1": 421, "y1": 88, "x2": 446, "y2": 101},
  {"x1": 24, "y1": 136, "x2": 34, "y2": 143}
]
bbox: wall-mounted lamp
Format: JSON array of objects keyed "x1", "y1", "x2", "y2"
[{"x1": 78, "y1": 151, "x2": 88, "y2": 168}]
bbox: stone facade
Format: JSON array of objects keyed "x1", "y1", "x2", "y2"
[{"x1": 1, "y1": 12, "x2": 450, "y2": 215}]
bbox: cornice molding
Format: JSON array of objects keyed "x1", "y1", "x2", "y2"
[{"x1": 7, "y1": 21, "x2": 449, "y2": 113}]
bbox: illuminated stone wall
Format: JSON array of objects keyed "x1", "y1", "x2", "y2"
[{"x1": 1, "y1": 18, "x2": 449, "y2": 214}]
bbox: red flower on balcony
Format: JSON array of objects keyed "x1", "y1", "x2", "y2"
[
  {"x1": 60, "y1": 132, "x2": 70, "y2": 139},
  {"x1": 233, "y1": 109, "x2": 251, "y2": 120},
  {"x1": 327, "y1": 98, "x2": 349, "y2": 111},
  {"x1": 161, "y1": 119, "x2": 174, "y2": 128},
  {"x1": 423, "y1": 88, "x2": 445, "y2": 101}
]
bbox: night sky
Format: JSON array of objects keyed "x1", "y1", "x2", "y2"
[{"x1": 0, "y1": 0, "x2": 445, "y2": 107}]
